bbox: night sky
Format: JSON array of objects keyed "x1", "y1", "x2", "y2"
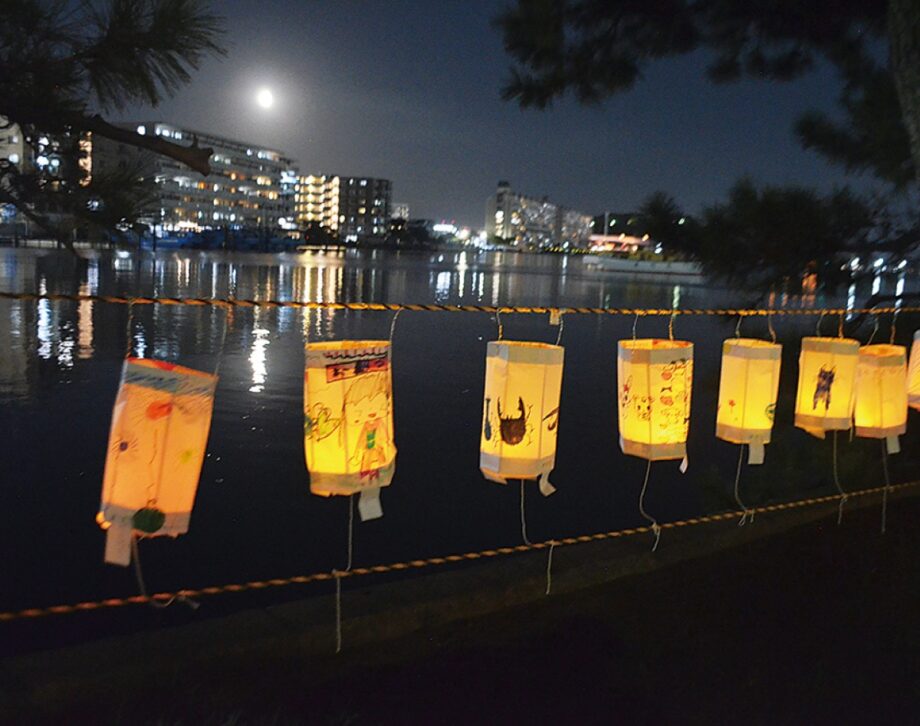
[{"x1": 116, "y1": 0, "x2": 856, "y2": 228}]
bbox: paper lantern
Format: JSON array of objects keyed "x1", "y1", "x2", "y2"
[
  {"x1": 855, "y1": 344, "x2": 907, "y2": 454},
  {"x1": 716, "y1": 338, "x2": 782, "y2": 464},
  {"x1": 97, "y1": 358, "x2": 217, "y2": 566},
  {"x1": 794, "y1": 337, "x2": 859, "y2": 438},
  {"x1": 304, "y1": 340, "x2": 395, "y2": 521},
  {"x1": 480, "y1": 341, "x2": 564, "y2": 496},
  {"x1": 617, "y1": 339, "x2": 694, "y2": 463},
  {"x1": 909, "y1": 331, "x2": 920, "y2": 412}
]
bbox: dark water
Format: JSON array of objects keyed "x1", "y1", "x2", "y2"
[{"x1": 0, "y1": 247, "x2": 917, "y2": 628}]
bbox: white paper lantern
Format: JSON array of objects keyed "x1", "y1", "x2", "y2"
[
  {"x1": 617, "y1": 339, "x2": 693, "y2": 463},
  {"x1": 908, "y1": 330, "x2": 920, "y2": 412},
  {"x1": 794, "y1": 337, "x2": 859, "y2": 438},
  {"x1": 304, "y1": 341, "x2": 395, "y2": 521},
  {"x1": 855, "y1": 344, "x2": 907, "y2": 454},
  {"x1": 716, "y1": 338, "x2": 782, "y2": 464},
  {"x1": 480, "y1": 341, "x2": 564, "y2": 496}
]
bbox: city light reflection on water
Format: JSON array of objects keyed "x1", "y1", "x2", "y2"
[{"x1": 0, "y1": 246, "x2": 916, "y2": 613}]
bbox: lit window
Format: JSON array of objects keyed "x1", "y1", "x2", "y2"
[{"x1": 136, "y1": 125, "x2": 146, "y2": 135}]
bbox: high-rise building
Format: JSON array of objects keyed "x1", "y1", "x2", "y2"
[
  {"x1": 294, "y1": 175, "x2": 391, "y2": 241},
  {"x1": 93, "y1": 122, "x2": 298, "y2": 232},
  {"x1": 485, "y1": 181, "x2": 592, "y2": 248},
  {"x1": 391, "y1": 202, "x2": 410, "y2": 220}
]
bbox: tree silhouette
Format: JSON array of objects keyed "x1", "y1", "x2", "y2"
[{"x1": 0, "y1": 0, "x2": 225, "y2": 246}]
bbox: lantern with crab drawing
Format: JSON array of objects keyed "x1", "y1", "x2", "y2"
[{"x1": 97, "y1": 358, "x2": 218, "y2": 566}]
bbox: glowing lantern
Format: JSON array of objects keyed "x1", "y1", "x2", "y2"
[
  {"x1": 97, "y1": 358, "x2": 217, "y2": 566},
  {"x1": 304, "y1": 341, "x2": 395, "y2": 521},
  {"x1": 716, "y1": 339, "x2": 782, "y2": 464},
  {"x1": 855, "y1": 344, "x2": 907, "y2": 454},
  {"x1": 794, "y1": 337, "x2": 859, "y2": 438},
  {"x1": 909, "y1": 331, "x2": 920, "y2": 411},
  {"x1": 480, "y1": 341, "x2": 564, "y2": 496},
  {"x1": 617, "y1": 339, "x2": 694, "y2": 463}
]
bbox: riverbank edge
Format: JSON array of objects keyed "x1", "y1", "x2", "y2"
[{"x1": 0, "y1": 484, "x2": 909, "y2": 718}]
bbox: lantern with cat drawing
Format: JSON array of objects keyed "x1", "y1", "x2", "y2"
[
  {"x1": 480, "y1": 341, "x2": 564, "y2": 496},
  {"x1": 304, "y1": 340, "x2": 395, "y2": 520},
  {"x1": 97, "y1": 358, "x2": 218, "y2": 566},
  {"x1": 794, "y1": 337, "x2": 859, "y2": 438}
]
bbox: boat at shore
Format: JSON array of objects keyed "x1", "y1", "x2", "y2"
[{"x1": 583, "y1": 254, "x2": 704, "y2": 281}]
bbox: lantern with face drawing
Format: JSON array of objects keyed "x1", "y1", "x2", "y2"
[
  {"x1": 480, "y1": 341, "x2": 564, "y2": 496},
  {"x1": 304, "y1": 340, "x2": 395, "y2": 520},
  {"x1": 97, "y1": 358, "x2": 217, "y2": 566}
]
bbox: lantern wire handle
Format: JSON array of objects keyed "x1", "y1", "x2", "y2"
[
  {"x1": 735, "y1": 315, "x2": 742, "y2": 338},
  {"x1": 832, "y1": 431, "x2": 848, "y2": 525},
  {"x1": 668, "y1": 312, "x2": 676, "y2": 341},
  {"x1": 554, "y1": 312, "x2": 565, "y2": 346},
  {"x1": 520, "y1": 480, "x2": 532, "y2": 546},
  {"x1": 545, "y1": 540, "x2": 555, "y2": 596},
  {"x1": 816, "y1": 311, "x2": 826, "y2": 337},
  {"x1": 889, "y1": 310, "x2": 898, "y2": 345},
  {"x1": 880, "y1": 439, "x2": 891, "y2": 535},
  {"x1": 632, "y1": 313, "x2": 639, "y2": 340},
  {"x1": 637, "y1": 460, "x2": 661, "y2": 551},
  {"x1": 733, "y1": 445, "x2": 753, "y2": 526},
  {"x1": 867, "y1": 315, "x2": 879, "y2": 346},
  {"x1": 838, "y1": 312, "x2": 845, "y2": 338},
  {"x1": 130, "y1": 534, "x2": 197, "y2": 610},
  {"x1": 388, "y1": 309, "x2": 401, "y2": 348},
  {"x1": 767, "y1": 312, "x2": 777, "y2": 344},
  {"x1": 495, "y1": 309, "x2": 504, "y2": 341}
]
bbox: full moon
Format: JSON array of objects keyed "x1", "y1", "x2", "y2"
[{"x1": 256, "y1": 88, "x2": 274, "y2": 109}]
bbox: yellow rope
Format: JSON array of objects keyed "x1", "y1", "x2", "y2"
[
  {"x1": 0, "y1": 291, "x2": 916, "y2": 317},
  {"x1": 2, "y1": 478, "x2": 915, "y2": 623}
]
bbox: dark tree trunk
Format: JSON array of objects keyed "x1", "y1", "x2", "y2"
[{"x1": 889, "y1": 0, "x2": 920, "y2": 186}]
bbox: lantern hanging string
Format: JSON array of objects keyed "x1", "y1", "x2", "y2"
[
  {"x1": 388, "y1": 309, "x2": 401, "y2": 348},
  {"x1": 554, "y1": 311, "x2": 565, "y2": 346},
  {"x1": 867, "y1": 315, "x2": 880, "y2": 346},
  {"x1": 637, "y1": 460, "x2": 661, "y2": 552},
  {"x1": 767, "y1": 312, "x2": 777, "y2": 344},
  {"x1": 889, "y1": 309, "x2": 898, "y2": 345},
  {"x1": 838, "y1": 312, "x2": 845, "y2": 338},
  {"x1": 4, "y1": 478, "x2": 919, "y2": 623},
  {"x1": 124, "y1": 300, "x2": 135, "y2": 359},
  {"x1": 832, "y1": 431, "x2": 848, "y2": 525},
  {"x1": 632, "y1": 312, "x2": 640, "y2": 340},
  {"x1": 880, "y1": 440, "x2": 891, "y2": 535},
  {"x1": 816, "y1": 311, "x2": 826, "y2": 336},
  {"x1": 130, "y1": 535, "x2": 197, "y2": 610},
  {"x1": 520, "y1": 480, "x2": 532, "y2": 546},
  {"x1": 733, "y1": 445, "x2": 753, "y2": 526},
  {"x1": 668, "y1": 311, "x2": 676, "y2": 340},
  {"x1": 734, "y1": 315, "x2": 743, "y2": 338},
  {"x1": 545, "y1": 540, "x2": 555, "y2": 596},
  {"x1": 334, "y1": 494, "x2": 356, "y2": 654},
  {"x1": 495, "y1": 309, "x2": 504, "y2": 340}
]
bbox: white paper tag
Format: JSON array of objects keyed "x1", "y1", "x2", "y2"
[
  {"x1": 679, "y1": 456, "x2": 688, "y2": 474},
  {"x1": 748, "y1": 440, "x2": 765, "y2": 465},
  {"x1": 538, "y1": 471, "x2": 556, "y2": 497},
  {"x1": 358, "y1": 488, "x2": 383, "y2": 521},
  {"x1": 104, "y1": 524, "x2": 132, "y2": 567},
  {"x1": 886, "y1": 435, "x2": 901, "y2": 455}
]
